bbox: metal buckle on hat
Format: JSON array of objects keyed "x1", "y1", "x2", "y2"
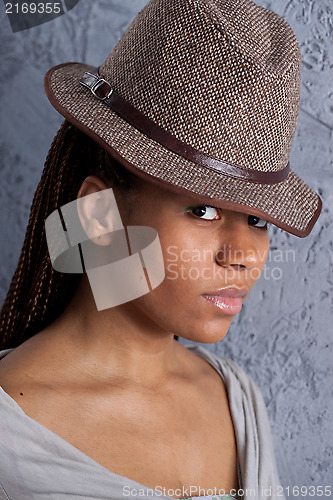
[{"x1": 91, "y1": 78, "x2": 113, "y2": 100}]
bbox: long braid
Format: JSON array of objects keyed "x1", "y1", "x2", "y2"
[
  {"x1": 0, "y1": 120, "x2": 179, "y2": 349},
  {"x1": 0, "y1": 121, "x2": 103, "y2": 349}
]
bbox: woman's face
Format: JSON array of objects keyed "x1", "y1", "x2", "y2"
[{"x1": 113, "y1": 179, "x2": 270, "y2": 344}]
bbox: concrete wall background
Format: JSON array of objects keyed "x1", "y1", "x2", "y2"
[{"x1": 0, "y1": 0, "x2": 332, "y2": 497}]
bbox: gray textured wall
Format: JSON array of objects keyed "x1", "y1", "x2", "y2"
[{"x1": 0, "y1": 0, "x2": 332, "y2": 497}]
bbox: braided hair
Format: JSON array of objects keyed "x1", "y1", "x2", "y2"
[{"x1": 0, "y1": 120, "x2": 144, "y2": 349}]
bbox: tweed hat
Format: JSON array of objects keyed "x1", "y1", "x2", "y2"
[{"x1": 44, "y1": 0, "x2": 322, "y2": 237}]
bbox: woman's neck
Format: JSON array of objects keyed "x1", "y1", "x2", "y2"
[{"x1": 37, "y1": 275, "x2": 183, "y2": 386}]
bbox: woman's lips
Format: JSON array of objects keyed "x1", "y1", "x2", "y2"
[{"x1": 202, "y1": 287, "x2": 249, "y2": 315}]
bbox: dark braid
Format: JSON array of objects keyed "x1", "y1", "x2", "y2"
[
  {"x1": 0, "y1": 120, "x2": 179, "y2": 349},
  {"x1": 0, "y1": 121, "x2": 139, "y2": 349}
]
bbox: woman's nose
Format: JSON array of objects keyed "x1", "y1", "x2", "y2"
[{"x1": 215, "y1": 221, "x2": 263, "y2": 271}]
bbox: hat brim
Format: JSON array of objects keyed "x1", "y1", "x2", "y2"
[{"x1": 44, "y1": 62, "x2": 322, "y2": 238}]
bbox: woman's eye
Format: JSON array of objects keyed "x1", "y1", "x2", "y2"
[
  {"x1": 187, "y1": 205, "x2": 220, "y2": 221},
  {"x1": 248, "y1": 215, "x2": 268, "y2": 229}
]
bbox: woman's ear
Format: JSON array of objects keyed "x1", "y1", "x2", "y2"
[{"x1": 77, "y1": 176, "x2": 121, "y2": 246}]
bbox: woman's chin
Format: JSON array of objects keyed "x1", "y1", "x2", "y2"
[{"x1": 177, "y1": 321, "x2": 233, "y2": 344}]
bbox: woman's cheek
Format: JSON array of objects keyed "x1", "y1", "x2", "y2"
[{"x1": 163, "y1": 243, "x2": 211, "y2": 286}]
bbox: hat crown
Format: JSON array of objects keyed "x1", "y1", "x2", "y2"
[{"x1": 100, "y1": 0, "x2": 301, "y2": 174}]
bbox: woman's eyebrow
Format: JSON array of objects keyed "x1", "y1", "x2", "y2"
[{"x1": 183, "y1": 205, "x2": 201, "y2": 210}]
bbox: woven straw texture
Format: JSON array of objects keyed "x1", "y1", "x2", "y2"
[{"x1": 45, "y1": 0, "x2": 322, "y2": 237}]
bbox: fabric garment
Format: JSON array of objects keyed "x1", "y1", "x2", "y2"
[{"x1": 0, "y1": 344, "x2": 285, "y2": 500}]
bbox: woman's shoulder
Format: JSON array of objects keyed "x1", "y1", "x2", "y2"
[
  {"x1": 185, "y1": 343, "x2": 267, "y2": 410},
  {"x1": 0, "y1": 335, "x2": 48, "y2": 386},
  {"x1": 0, "y1": 343, "x2": 33, "y2": 393},
  {"x1": 0, "y1": 331, "x2": 71, "y2": 424},
  {"x1": 185, "y1": 344, "x2": 258, "y2": 384},
  {"x1": 0, "y1": 324, "x2": 74, "y2": 385},
  {"x1": 0, "y1": 347, "x2": 14, "y2": 360}
]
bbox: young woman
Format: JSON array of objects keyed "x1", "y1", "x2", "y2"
[{"x1": 0, "y1": 0, "x2": 322, "y2": 499}]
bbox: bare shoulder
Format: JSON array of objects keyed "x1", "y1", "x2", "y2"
[
  {"x1": 174, "y1": 342, "x2": 230, "y2": 404},
  {"x1": 0, "y1": 328, "x2": 68, "y2": 406},
  {"x1": 176, "y1": 342, "x2": 220, "y2": 379},
  {"x1": 0, "y1": 337, "x2": 42, "y2": 386}
]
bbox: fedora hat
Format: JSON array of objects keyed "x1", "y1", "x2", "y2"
[{"x1": 44, "y1": 0, "x2": 322, "y2": 237}]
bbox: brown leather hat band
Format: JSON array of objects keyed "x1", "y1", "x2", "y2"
[{"x1": 80, "y1": 69, "x2": 290, "y2": 185}]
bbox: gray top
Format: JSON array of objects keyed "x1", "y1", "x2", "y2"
[{"x1": 0, "y1": 344, "x2": 285, "y2": 500}]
